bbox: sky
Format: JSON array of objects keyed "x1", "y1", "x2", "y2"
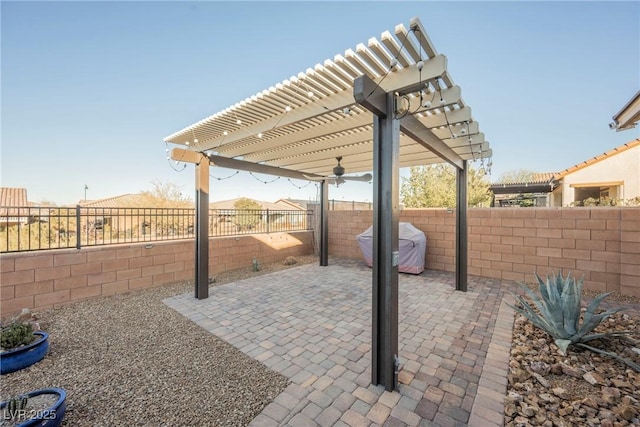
[{"x1": 1, "y1": 1, "x2": 638, "y2": 206}]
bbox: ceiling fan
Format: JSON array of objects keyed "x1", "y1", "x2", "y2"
[{"x1": 305, "y1": 157, "x2": 372, "y2": 186}]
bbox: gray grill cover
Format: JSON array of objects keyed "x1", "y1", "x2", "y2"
[{"x1": 356, "y1": 222, "x2": 426, "y2": 274}]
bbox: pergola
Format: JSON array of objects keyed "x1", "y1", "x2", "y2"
[{"x1": 164, "y1": 17, "x2": 492, "y2": 391}]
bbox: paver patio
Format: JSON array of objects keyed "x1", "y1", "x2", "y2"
[{"x1": 164, "y1": 258, "x2": 515, "y2": 426}]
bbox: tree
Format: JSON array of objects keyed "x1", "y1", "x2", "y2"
[
  {"x1": 139, "y1": 180, "x2": 192, "y2": 208},
  {"x1": 400, "y1": 164, "x2": 492, "y2": 208},
  {"x1": 497, "y1": 169, "x2": 536, "y2": 183},
  {"x1": 233, "y1": 198, "x2": 262, "y2": 230}
]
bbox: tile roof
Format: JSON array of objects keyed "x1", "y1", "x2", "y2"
[
  {"x1": 495, "y1": 172, "x2": 558, "y2": 186},
  {"x1": 77, "y1": 194, "x2": 150, "y2": 208},
  {"x1": 0, "y1": 187, "x2": 28, "y2": 207},
  {"x1": 556, "y1": 138, "x2": 640, "y2": 178},
  {"x1": 0, "y1": 187, "x2": 30, "y2": 218}
]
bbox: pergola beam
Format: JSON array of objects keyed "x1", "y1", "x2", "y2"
[
  {"x1": 171, "y1": 147, "x2": 326, "y2": 181},
  {"x1": 354, "y1": 75, "x2": 465, "y2": 170},
  {"x1": 400, "y1": 114, "x2": 464, "y2": 170},
  {"x1": 207, "y1": 154, "x2": 326, "y2": 180}
]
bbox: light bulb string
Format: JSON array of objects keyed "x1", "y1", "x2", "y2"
[
  {"x1": 209, "y1": 26, "x2": 421, "y2": 145},
  {"x1": 287, "y1": 178, "x2": 313, "y2": 189},
  {"x1": 165, "y1": 142, "x2": 188, "y2": 172},
  {"x1": 249, "y1": 172, "x2": 281, "y2": 184},
  {"x1": 210, "y1": 170, "x2": 239, "y2": 181}
]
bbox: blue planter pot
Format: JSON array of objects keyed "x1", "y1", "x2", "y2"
[
  {"x1": 0, "y1": 387, "x2": 66, "y2": 427},
  {"x1": 0, "y1": 331, "x2": 49, "y2": 375}
]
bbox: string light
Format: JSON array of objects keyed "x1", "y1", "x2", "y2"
[
  {"x1": 165, "y1": 22, "x2": 485, "y2": 187},
  {"x1": 287, "y1": 179, "x2": 313, "y2": 189},
  {"x1": 210, "y1": 170, "x2": 239, "y2": 181},
  {"x1": 249, "y1": 172, "x2": 281, "y2": 184},
  {"x1": 164, "y1": 142, "x2": 188, "y2": 172}
]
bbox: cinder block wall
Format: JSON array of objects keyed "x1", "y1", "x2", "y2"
[
  {"x1": 1, "y1": 231, "x2": 313, "y2": 315},
  {"x1": 329, "y1": 208, "x2": 640, "y2": 297}
]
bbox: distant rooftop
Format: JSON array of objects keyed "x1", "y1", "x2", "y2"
[{"x1": 556, "y1": 138, "x2": 640, "y2": 178}]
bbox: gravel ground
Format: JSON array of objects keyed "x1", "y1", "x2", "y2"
[
  {"x1": 4, "y1": 257, "x2": 640, "y2": 426},
  {"x1": 1, "y1": 255, "x2": 318, "y2": 427},
  {"x1": 506, "y1": 287, "x2": 640, "y2": 426}
]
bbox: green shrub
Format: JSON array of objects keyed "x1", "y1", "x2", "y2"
[{"x1": 0, "y1": 322, "x2": 35, "y2": 350}]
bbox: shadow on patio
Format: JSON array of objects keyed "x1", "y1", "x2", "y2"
[{"x1": 164, "y1": 258, "x2": 515, "y2": 427}]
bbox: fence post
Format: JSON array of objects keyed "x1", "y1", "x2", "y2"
[
  {"x1": 75, "y1": 205, "x2": 81, "y2": 249},
  {"x1": 266, "y1": 209, "x2": 270, "y2": 234}
]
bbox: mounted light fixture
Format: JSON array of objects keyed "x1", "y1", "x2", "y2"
[{"x1": 333, "y1": 156, "x2": 345, "y2": 177}]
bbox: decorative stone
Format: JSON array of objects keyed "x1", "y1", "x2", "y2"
[
  {"x1": 583, "y1": 371, "x2": 605, "y2": 385},
  {"x1": 558, "y1": 405, "x2": 573, "y2": 416},
  {"x1": 532, "y1": 372, "x2": 549, "y2": 388},
  {"x1": 614, "y1": 405, "x2": 636, "y2": 421},
  {"x1": 550, "y1": 363, "x2": 563, "y2": 375},
  {"x1": 552, "y1": 387, "x2": 569, "y2": 400},
  {"x1": 504, "y1": 403, "x2": 517, "y2": 417},
  {"x1": 529, "y1": 361, "x2": 550, "y2": 375},
  {"x1": 539, "y1": 393, "x2": 555, "y2": 404},
  {"x1": 283, "y1": 256, "x2": 297, "y2": 266},
  {"x1": 15, "y1": 308, "x2": 34, "y2": 323},
  {"x1": 599, "y1": 408, "x2": 616, "y2": 421},
  {"x1": 601, "y1": 387, "x2": 621, "y2": 405},
  {"x1": 513, "y1": 415, "x2": 530, "y2": 426},
  {"x1": 510, "y1": 368, "x2": 531, "y2": 384},
  {"x1": 610, "y1": 379, "x2": 631, "y2": 389},
  {"x1": 581, "y1": 396, "x2": 599, "y2": 409},
  {"x1": 520, "y1": 403, "x2": 538, "y2": 417},
  {"x1": 506, "y1": 391, "x2": 523, "y2": 403},
  {"x1": 560, "y1": 363, "x2": 582, "y2": 378}
]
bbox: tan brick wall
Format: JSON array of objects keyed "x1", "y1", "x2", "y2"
[
  {"x1": 329, "y1": 208, "x2": 640, "y2": 297},
  {"x1": 0, "y1": 231, "x2": 313, "y2": 316}
]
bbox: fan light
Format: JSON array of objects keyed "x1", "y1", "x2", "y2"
[{"x1": 333, "y1": 156, "x2": 345, "y2": 177}]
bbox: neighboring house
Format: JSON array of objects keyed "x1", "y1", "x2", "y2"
[
  {"x1": 77, "y1": 193, "x2": 193, "y2": 235},
  {"x1": 0, "y1": 187, "x2": 33, "y2": 226},
  {"x1": 77, "y1": 193, "x2": 153, "y2": 208},
  {"x1": 275, "y1": 199, "x2": 309, "y2": 210},
  {"x1": 210, "y1": 198, "x2": 308, "y2": 228},
  {"x1": 208, "y1": 198, "x2": 300, "y2": 211},
  {"x1": 610, "y1": 91, "x2": 640, "y2": 131},
  {"x1": 276, "y1": 198, "x2": 373, "y2": 211},
  {"x1": 489, "y1": 173, "x2": 558, "y2": 207},
  {"x1": 552, "y1": 139, "x2": 640, "y2": 206}
]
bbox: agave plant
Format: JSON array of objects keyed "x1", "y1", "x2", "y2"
[{"x1": 510, "y1": 271, "x2": 639, "y2": 372}]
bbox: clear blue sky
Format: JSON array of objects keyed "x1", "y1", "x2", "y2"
[{"x1": 2, "y1": 1, "x2": 638, "y2": 206}]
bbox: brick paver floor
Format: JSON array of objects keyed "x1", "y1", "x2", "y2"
[{"x1": 164, "y1": 259, "x2": 515, "y2": 426}]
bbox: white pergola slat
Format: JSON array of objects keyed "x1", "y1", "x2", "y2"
[{"x1": 164, "y1": 18, "x2": 491, "y2": 177}]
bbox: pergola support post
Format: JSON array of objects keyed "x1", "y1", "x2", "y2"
[
  {"x1": 195, "y1": 155, "x2": 209, "y2": 299},
  {"x1": 455, "y1": 160, "x2": 468, "y2": 292},
  {"x1": 371, "y1": 92, "x2": 400, "y2": 391},
  {"x1": 320, "y1": 179, "x2": 329, "y2": 266}
]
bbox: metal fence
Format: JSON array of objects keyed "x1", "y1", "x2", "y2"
[{"x1": 0, "y1": 206, "x2": 312, "y2": 253}]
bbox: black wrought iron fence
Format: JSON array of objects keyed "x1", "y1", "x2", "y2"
[{"x1": 0, "y1": 206, "x2": 312, "y2": 253}]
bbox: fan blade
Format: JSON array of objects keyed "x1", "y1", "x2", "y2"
[
  {"x1": 340, "y1": 173, "x2": 372, "y2": 182},
  {"x1": 303, "y1": 173, "x2": 372, "y2": 184},
  {"x1": 303, "y1": 174, "x2": 326, "y2": 182}
]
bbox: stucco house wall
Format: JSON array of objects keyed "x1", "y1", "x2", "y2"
[{"x1": 554, "y1": 141, "x2": 640, "y2": 206}]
